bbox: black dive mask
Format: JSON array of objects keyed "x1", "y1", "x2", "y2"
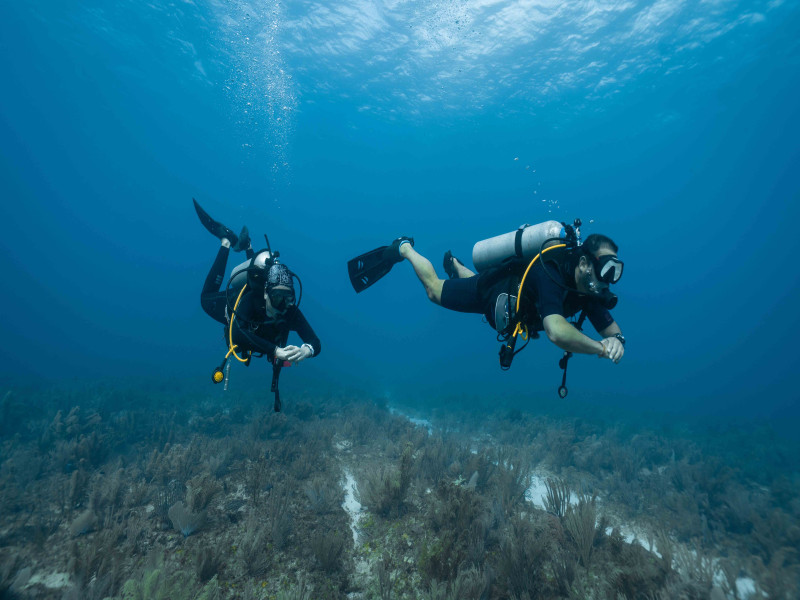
[
  {"x1": 267, "y1": 287, "x2": 295, "y2": 313},
  {"x1": 592, "y1": 254, "x2": 624, "y2": 285},
  {"x1": 265, "y1": 263, "x2": 296, "y2": 313}
]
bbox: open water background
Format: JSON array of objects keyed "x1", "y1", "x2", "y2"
[{"x1": 1, "y1": 0, "x2": 799, "y2": 426}]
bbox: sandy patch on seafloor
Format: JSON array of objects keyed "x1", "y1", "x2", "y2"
[{"x1": 395, "y1": 407, "x2": 760, "y2": 600}]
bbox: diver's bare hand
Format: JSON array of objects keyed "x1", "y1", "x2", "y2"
[
  {"x1": 600, "y1": 338, "x2": 624, "y2": 363},
  {"x1": 274, "y1": 347, "x2": 291, "y2": 361}
]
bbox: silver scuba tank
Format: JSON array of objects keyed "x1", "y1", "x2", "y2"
[
  {"x1": 229, "y1": 250, "x2": 273, "y2": 290},
  {"x1": 224, "y1": 250, "x2": 274, "y2": 322},
  {"x1": 472, "y1": 220, "x2": 564, "y2": 272}
]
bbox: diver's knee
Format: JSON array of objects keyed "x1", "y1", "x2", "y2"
[{"x1": 425, "y1": 281, "x2": 444, "y2": 305}]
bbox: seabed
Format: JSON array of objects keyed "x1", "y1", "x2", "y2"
[{"x1": 0, "y1": 386, "x2": 797, "y2": 599}]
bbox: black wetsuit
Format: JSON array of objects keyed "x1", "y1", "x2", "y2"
[
  {"x1": 440, "y1": 260, "x2": 613, "y2": 334},
  {"x1": 200, "y1": 246, "x2": 321, "y2": 359}
]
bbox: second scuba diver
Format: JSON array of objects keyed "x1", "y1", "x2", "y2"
[
  {"x1": 195, "y1": 199, "x2": 321, "y2": 411},
  {"x1": 348, "y1": 220, "x2": 624, "y2": 397}
]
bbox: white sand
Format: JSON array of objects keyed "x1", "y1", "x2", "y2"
[{"x1": 341, "y1": 469, "x2": 364, "y2": 544}]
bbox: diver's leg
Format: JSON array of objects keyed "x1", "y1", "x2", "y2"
[
  {"x1": 200, "y1": 240, "x2": 231, "y2": 324},
  {"x1": 452, "y1": 255, "x2": 475, "y2": 278},
  {"x1": 399, "y1": 244, "x2": 445, "y2": 305}
]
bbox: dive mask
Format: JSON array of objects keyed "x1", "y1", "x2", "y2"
[
  {"x1": 267, "y1": 287, "x2": 295, "y2": 312},
  {"x1": 592, "y1": 254, "x2": 624, "y2": 285},
  {"x1": 265, "y1": 263, "x2": 295, "y2": 313},
  {"x1": 581, "y1": 258, "x2": 619, "y2": 310}
]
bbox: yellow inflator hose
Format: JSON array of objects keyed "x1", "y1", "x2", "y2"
[
  {"x1": 510, "y1": 243, "x2": 567, "y2": 341},
  {"x1": 228, "y1": 284, "x2": 251, "y2": 363}
]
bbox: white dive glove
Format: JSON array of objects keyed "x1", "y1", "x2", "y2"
[{"x1": 280, "y1": 344, "x2": 314, "y2": 364}]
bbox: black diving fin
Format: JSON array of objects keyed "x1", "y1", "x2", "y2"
[
  {"x1": 347, "y1": 237, "x2": 413, "y2": 293},
  {"x1": 348, "y1": 246, "x2": 392, "y2": 293},
  {"x1": 193, "y1": 198, "x2": 238, "y2": 246}
]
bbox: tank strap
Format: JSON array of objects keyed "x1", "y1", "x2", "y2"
[{"x1": 514, "y1": 226, "x2": 526, "y2": 259}]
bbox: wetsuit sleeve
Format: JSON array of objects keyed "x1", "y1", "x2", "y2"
[
  {"x1": 234, "y1": 327, "x2": 279, "y2": 356},
  {"x1": 585, "y1": 303, "x2": 614, "y2": 333},
  {"x1": 292, "y1": 309, "x2": 321, "y2": 357}
]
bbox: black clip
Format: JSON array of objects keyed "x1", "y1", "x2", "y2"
[
  {"x1": 499, "y1": 336, "x2": 517, "y2": 370},
  {"x1": 558, "y1": 351, "x2": 572, "y2": 399}
]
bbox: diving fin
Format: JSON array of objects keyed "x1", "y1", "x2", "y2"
[
  {"x1": 443, "y1": 250, "x2": 461, "y2": 280},
  {"x1": 347, "y1": 237, "x2": 413, "y2": 293},
  {"x1": 193, "y1": 198, "x2": 238, "y2": 246},
  {"x1": 348, "y1": 246, "x2": 392, "y2": 293}
]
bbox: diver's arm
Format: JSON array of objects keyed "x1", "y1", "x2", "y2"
[
  {"x1": 598, "y1": 322, "x2": 621, "y2": 337},
  {"x1": 233, "y1": 292, "x2": 280, "y2": 358},
  {"x1": 291, "y1": 309, "x2": 321, "y2": 357},
  {"x1": 234, "y1": 325, "x2": 278, "y2": 357},
  {"x1": 543, "y1": 314, "x2": 606, "y2": 356}
]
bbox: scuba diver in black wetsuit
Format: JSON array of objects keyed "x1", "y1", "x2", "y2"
[
  {"x1": 348, "y1": 220, "x2": 624, "y2": 397},
  {"x1": 195, "y1": 199, "x2": 321, "y2": 411}
]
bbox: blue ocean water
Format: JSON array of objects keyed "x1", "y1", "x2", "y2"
[{"x1": 1, "y1": 0, "x2": 799, "y2": 424}]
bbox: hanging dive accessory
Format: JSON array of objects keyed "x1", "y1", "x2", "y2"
[
  {"x1": 223, "y1": 360, "x2": 231, "y2": 390},
  {"x1": 212, "y1": 359, "x2": 226, "y2": 384},
  {"x1": 271, "y1": 331, "x2": 289, "y2": 413},
  {"x1": 557, "y1": 310, "x2": 587, "y2": 399},
  {"x1": 271, "y1": 360, "x2": 282, "y2": 413}
]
